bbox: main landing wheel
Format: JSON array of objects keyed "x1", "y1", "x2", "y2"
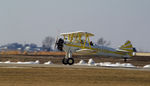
[
  {"x1": 62, "y1": 58, "x2": 68, "y2": 65},
  {"x1": 67, "y1": 58, "x2": 74, "y2": 65},
  {"x1": 62, "y1": 58, "x2": 74, "y2": 65}
]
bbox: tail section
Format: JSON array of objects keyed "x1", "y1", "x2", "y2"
[{"x1": 119, "y1": 40, "x2": 133, "y2": 52}]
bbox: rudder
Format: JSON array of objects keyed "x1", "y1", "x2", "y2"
[{"x1": 119, "y1": 40, "x2": 133, "y2": 52}]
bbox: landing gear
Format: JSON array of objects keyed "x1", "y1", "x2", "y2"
[
  {"x1": 62, "y1": 50, "x2": 74, "y2": 65},
  {"x1": 62, "y1": 58, "x2": 74, "y2": 65},
  {"x1": 62, "y1": 58, "x2": 68, "y2": 65},
  {"x1": 67, "y1": 58, "x2": 74, "y2": 65}
]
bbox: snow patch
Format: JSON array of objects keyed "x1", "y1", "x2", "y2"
[
  {"x1": 4, "y1": 61, "x2": 11, "y2": 64},
  {"x1": 143, "y1": 65, "x2": 150, "y2": 68},
  {"x1": 75, "y1": 59, "x2": 87, "y2": 65},
  {"x1": 95, "y1": 62, "x2": 135, "y2": 68},
  {"x1": 76, "y1": 58, "x2": 95, "y2": 65},
  {"x1": 79, "y1": 59, "x2": 87, "y2": 64},
  {"x1": 88, "y1": 59, "x2": 95, "y2": 65},
  {"x1": 44, "y1": 61, "x2": 53, "y2": 65},
  {"x1": 17, "y1": 60, "x2": 40, "y2": 64},
  {"x1": 75, "y1": 59, "x2": 136, "y2": 68},
  {"x1": 0, "y1": 60, "x2": 40, "y2": 64}
]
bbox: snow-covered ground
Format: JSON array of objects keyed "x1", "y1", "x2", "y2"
[
  {"x1": 95, "y1": 62, "x2": 135, "y2": 68},
  {"x1": 0, "y1": 60, "x2": 40, "y2": 64},
  {"x1": 44, "y1": 61, "x2": 53, "y2": 64},
  {"x1": 75, "y1": 58, "x2": 136, "y2": 68},
  {"x1": 0, "y1": 58, "x2": 149, "y2": 69},
  {"x1": 0, "y1": 60, "x2": 53, "y2": 65},
  {"x1": 143, "y1": 65, "x2": 150, "y2": 68}
]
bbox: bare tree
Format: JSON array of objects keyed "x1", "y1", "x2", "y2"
[
  {"x1": 42, "y1": 36, "x2": 55, "y2": 51},
  {"x1": 97, "y1": 37, "x2": 111, "y2": 46}
]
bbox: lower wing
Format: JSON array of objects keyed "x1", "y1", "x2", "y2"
[{"x1": 75, "y1": 49, "x2": 97, "y2": 55}]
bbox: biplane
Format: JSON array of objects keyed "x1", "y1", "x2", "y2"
[{"x1": 55, "y1": 31, "x2": 135, "y2": 65}]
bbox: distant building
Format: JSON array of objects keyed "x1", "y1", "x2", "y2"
[{"x1": 0, "y1": 43, "x2": 44, "y2": 52}]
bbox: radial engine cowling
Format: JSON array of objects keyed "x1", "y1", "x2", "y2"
[{"x1": 56, "y1": 38, "x2": 64, "y2": 51}]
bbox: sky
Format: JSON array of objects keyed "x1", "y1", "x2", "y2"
[{"x1": 0, "y1": 0, "x2": 150, "y2": 51}]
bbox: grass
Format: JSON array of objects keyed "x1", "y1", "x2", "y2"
[{"x1": 0, "y1": 67, "x2": 149, "y2": 86}]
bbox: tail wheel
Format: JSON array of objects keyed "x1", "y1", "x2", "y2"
[
  {"x1": 62, "y1": 58, "x2": 68, "y2": 65},
  {"x1": 124, "y1": 58, "x2": 127, "y2": 62},
  {"x1": 67, "y1": 58, "x2": 74, "y2": 65}
]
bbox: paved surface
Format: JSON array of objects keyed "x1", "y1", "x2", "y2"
[{"x1": 0, "y1": 63, "x2": 149, "y2": 71}]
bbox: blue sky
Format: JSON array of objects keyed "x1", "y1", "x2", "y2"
[{"x1": 0, "y1": 0, "x2": 150, "y2": 51}]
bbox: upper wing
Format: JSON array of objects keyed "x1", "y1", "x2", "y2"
[
  {"x1": 75, "y1": 49, "x2": 97, "y2": 55},
  {"x1": 60, "y1": 31, "x2": 94, "y2": 37}
]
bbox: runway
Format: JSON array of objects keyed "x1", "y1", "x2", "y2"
[{"x1": 0, "y1": 63, "x2": 149, "y2": 71}]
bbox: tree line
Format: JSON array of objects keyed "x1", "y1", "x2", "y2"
[{"x1": 0, "y1": 36, "x2": 110, "y2": 52}]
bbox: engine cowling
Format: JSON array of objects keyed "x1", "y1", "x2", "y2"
[{"x1": 56, "y1": 38, "x2": 64, "y2": 51}]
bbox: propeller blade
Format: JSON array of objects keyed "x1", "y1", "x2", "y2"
[{"x1": 54, "y1": 35, "x2": 59, "y2": 50}]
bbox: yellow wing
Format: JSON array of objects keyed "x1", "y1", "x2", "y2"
[{"x1": 60, "y1": 31, "x2": 94, "y2": 37}]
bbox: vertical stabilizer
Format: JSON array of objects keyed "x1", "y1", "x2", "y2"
[{"x1": 119, "y1": 40, "x2": 133, "y2": 52}]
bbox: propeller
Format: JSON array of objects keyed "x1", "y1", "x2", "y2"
[
  {"x1": 54, "y1": 38, "x2": 58, "y2": 50},
  {"x1": 54, "y1": 30, "x2": 64, "y2": 51},
  {"x1": 56, "y1": 38, "x2": 64, "y2": 51}
]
